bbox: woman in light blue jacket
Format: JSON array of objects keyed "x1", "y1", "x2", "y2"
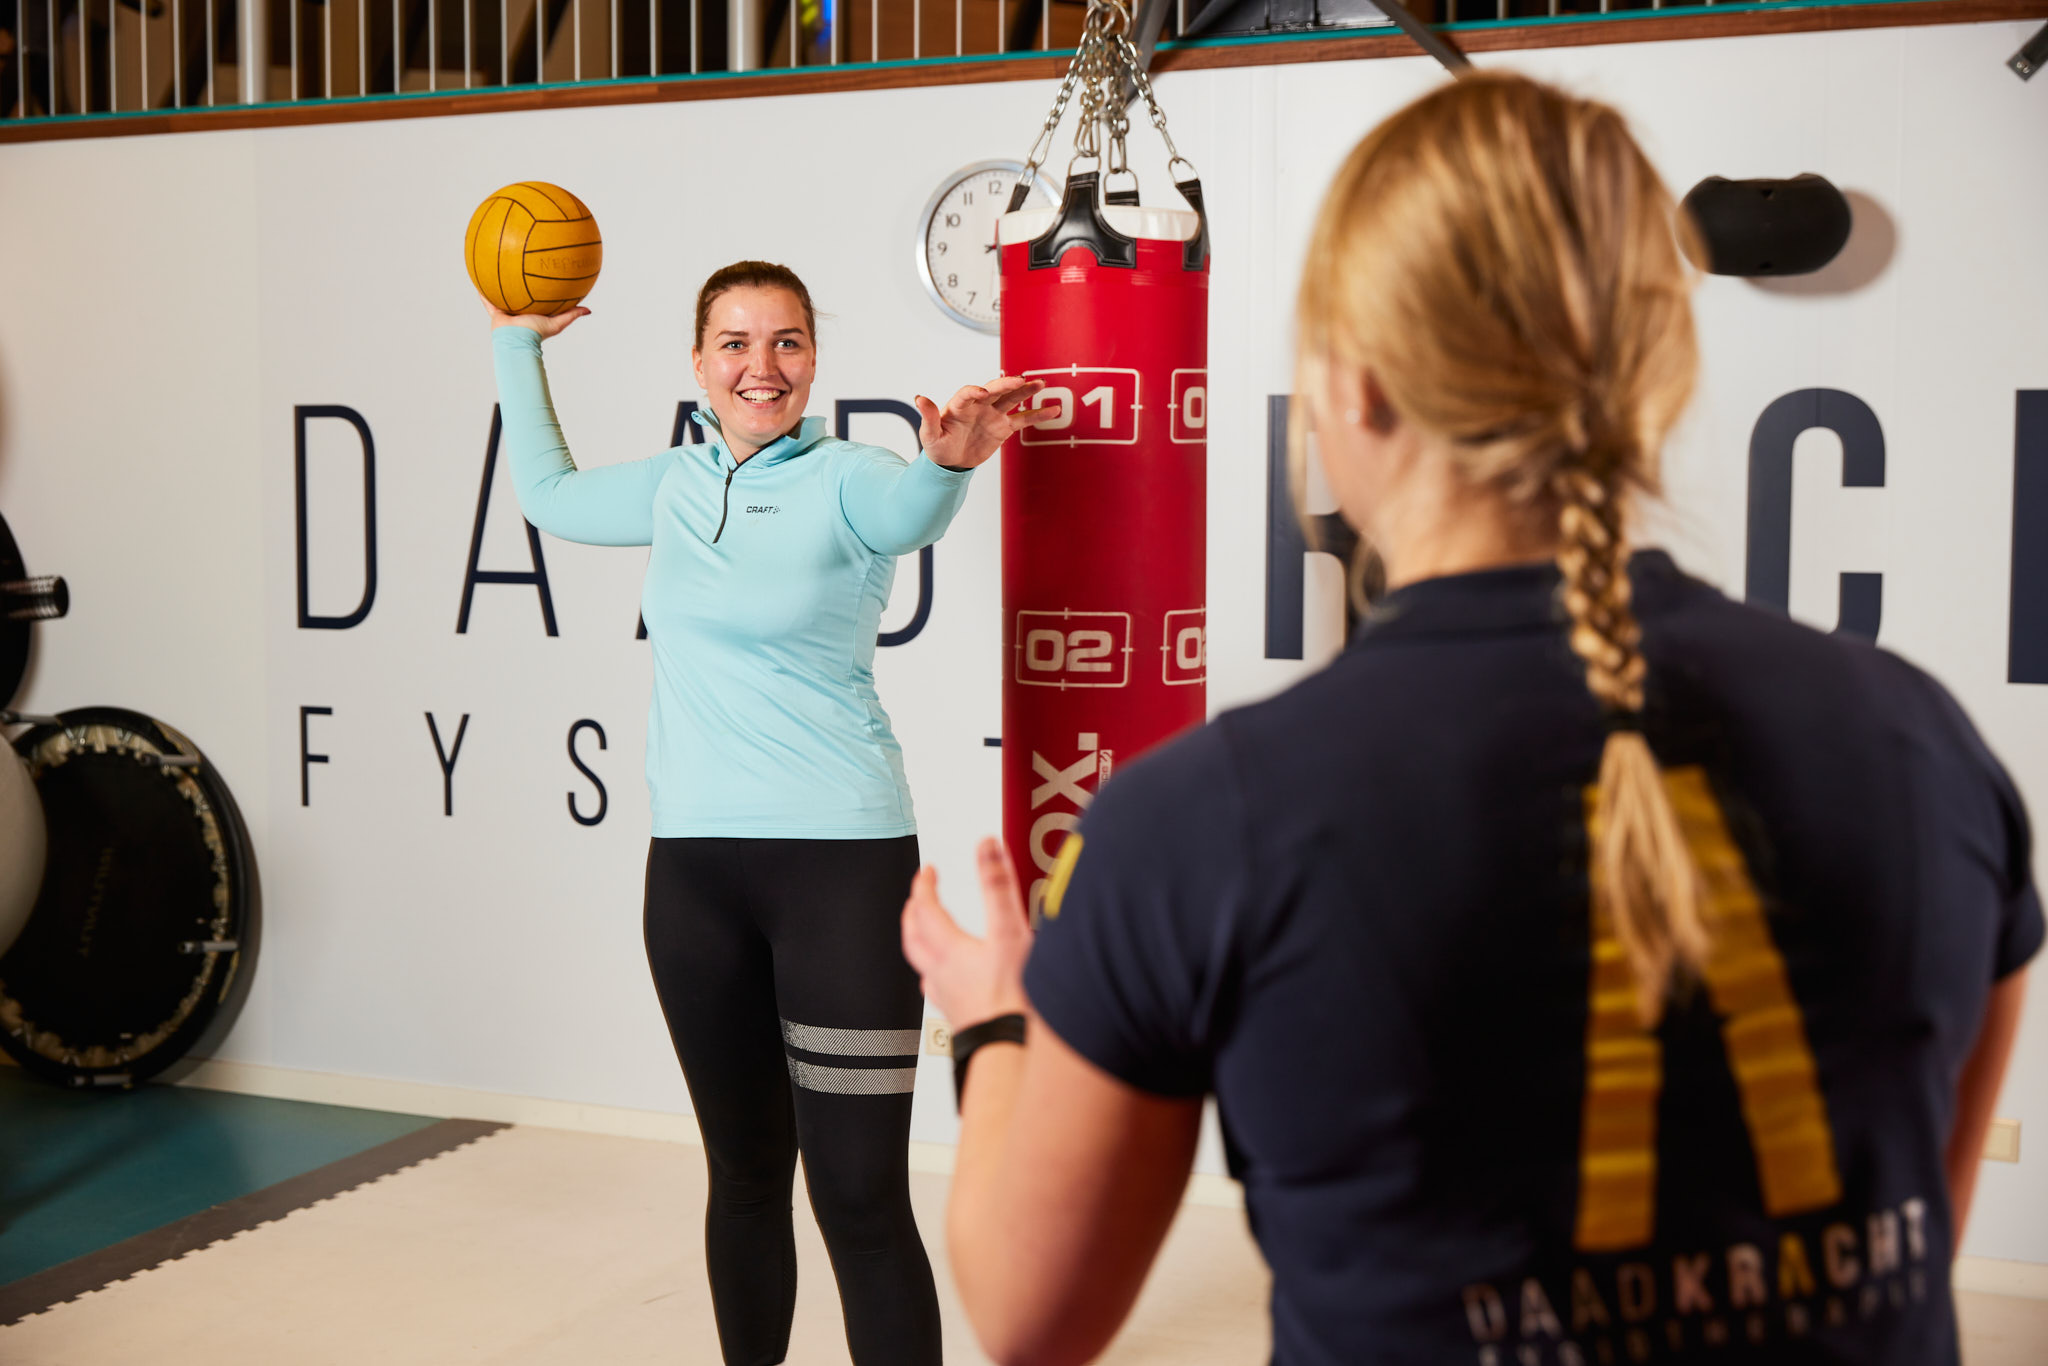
[{"x1": 490, "y1": 260, "x2": 1053, "y2": 1366}]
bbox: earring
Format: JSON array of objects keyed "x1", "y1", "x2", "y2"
[{"x1": 1344, "y1": 408, "x2": 1362, "y2": 426}]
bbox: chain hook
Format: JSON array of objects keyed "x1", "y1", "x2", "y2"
[{"x1": 1015, "y1": 0, "x2": 1197, "y2": 204}]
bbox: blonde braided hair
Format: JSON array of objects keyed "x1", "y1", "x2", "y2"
[
  {"x1": 1298, "y1": 73, "x2": 1706, "y2": 1022},
  {"x1": 1554, "y1": 466, "x2": 1707, "y2": 1022}
]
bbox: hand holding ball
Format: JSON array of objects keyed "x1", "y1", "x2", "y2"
[{"x1": 465, "y1": 181, "x2": 602, "y2": 316}]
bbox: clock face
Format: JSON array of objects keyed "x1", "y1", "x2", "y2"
[{"x1": 917, "y1": 161, "x2": 1057, "y2": 333}]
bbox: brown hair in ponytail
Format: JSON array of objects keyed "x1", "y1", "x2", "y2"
[{"x1": 1296, "y1": 73, "x2": 1706, "y2": 1022}]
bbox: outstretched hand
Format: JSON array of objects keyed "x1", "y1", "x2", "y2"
[
  {"x1": 914, "y1": 377, "x2": 1063, "y2": 471},
  {"x1": 486, "y1": 300, "x2": 591, "y2": 340},
  {"x1": 901, "y1": 837, "x2": 1036, "y2": 1030}
]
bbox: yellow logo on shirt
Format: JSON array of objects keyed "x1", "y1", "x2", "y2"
[
  {"x1": 1576, "y1": 766, "x2": 1842, "y2": 1252},
  {"x1": 1041, "y1": 835, "x2": 1085, "y2": 921}
]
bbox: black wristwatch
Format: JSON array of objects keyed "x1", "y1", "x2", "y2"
[{"x1": 951, "y1": 1013, "x2": 1027, "y2": 1112}]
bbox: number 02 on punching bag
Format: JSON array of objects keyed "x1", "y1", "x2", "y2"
[{"x1": 997, "y1": 23, "x2": 1210, "y2": 918}]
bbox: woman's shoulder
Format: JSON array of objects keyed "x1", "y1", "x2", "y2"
[
  {"x1": 1079, "y1": 717, "x2": 1251, "y2": 868},
  {"x1": 1641, "y1": 558, "x2": 1998, "y2": 762}
]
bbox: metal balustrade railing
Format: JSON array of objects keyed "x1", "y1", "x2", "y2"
[{"x1": 0, "y1": 0, "x2": 1937, "y2": 121}]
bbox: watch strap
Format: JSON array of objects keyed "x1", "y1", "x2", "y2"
[{"x1": 951, "y1": 1012, "x2": 1027, "y2": 1113}]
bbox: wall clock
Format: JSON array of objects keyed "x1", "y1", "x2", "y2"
[{"x1": 917, "y1": 160, "x2": 1059, "y2": 334}]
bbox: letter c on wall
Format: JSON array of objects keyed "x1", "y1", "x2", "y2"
[{"x1": 1745, "y1": 389, "x2": 1885, "y2": 640}]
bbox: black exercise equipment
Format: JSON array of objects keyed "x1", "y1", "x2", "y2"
[
  {"x1": 1, "y1": 707, "x2": 259, "y2": 1088},
  {"x1": 1680, "y1": 174, "x2": 1853, "y2": 277},
  {"x1": 1, "y1": 509, "x2": 67, "y2": 712},
  {"x1": 0, "y1": 508, "x2": 260, "y2": 1090}
]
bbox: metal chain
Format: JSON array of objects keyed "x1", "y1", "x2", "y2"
[
  {"x1": 1017, "y1": 54, "x2": 1089, "y2": 190},
  {"x1": 1016, "y1": 0, "x2": 1198, "y2": 203},
  {"x1": 1114, "y1": 30, "x2": 1193, "y2": 179}
]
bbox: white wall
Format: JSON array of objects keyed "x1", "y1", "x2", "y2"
[{"x1": 2, "y1": 18, "x2": 2045, "y2": 1265}]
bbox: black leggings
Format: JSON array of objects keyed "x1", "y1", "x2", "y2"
[{"x1": 644, "y1": 836, "x2": 941, "y2": 1366}]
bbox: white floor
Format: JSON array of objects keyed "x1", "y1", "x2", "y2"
[{"x1": 0, "y1": 1124, "x2": 2040, "y2": 1365}]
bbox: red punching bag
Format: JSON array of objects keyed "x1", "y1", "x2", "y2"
[{"x1": 998, "y1": 165, "x2": 1211, "y2": 917}]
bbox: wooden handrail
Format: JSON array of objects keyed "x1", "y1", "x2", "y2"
[{"x1": 0, "y1": 0, "x2": 2040, "y2": 143}]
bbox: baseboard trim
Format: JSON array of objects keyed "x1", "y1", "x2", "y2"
[
  {"x1": 176, "y1": 1057, "x2": 1251, "y2": 1208},
  {"x1": 1953, "y1": 1255, "x2": 2048, "y2": 1301},
  {"x1": 178, "y1": 1057, "x2": 709, "y2": 1144},
  {"x1": 183, "y1": 1062, "x2": 2047, "y2": 1254}
]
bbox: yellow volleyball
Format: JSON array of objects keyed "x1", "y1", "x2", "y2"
[{"x1": 464, "y1": 181, "x2": 603, "y2": 316}]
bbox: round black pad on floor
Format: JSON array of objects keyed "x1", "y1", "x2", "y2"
[{"x1": 0, "y1": 708, "x2": 260, "y2": 1088}]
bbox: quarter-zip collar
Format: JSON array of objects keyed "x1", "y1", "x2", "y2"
[
  {"x1": 689, "y1": 409, "x2": 831, "y2": 544},
  {"x1": 689, "y1": 407, "x2": 831, "y2": 471}
]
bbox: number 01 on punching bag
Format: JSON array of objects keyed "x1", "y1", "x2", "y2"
[{"x1": 997, "y1": 60, "x2": 1210, "y2": 917}]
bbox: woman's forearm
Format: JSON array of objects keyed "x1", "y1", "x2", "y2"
[
  {"x1": 839, "y1": 449, "x2": 973, "y2": 556},
  {"x1": 949, "y1": 1040, "x2": 1030, "y2": 1341},
  {"x1": 904, "y1": 847, "x2": 1201, "y2": 1366}
]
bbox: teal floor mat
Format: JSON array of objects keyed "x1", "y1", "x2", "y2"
[{"x1": 0, "y1": 1067, "x2": 438, "y2": 1283}]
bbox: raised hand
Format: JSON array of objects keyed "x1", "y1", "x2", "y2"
[
  {"x1": 486, "y1": 300, "x2": 591, "y2": 339},
  {"x1": 900, "y1": 837, "x2": 1036, "y2": 1030},
  {"x1": 914, "y1": 376, "x2": 1064, "y2": 471}
]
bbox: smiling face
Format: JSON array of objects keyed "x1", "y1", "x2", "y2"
[{"x1": 692, "y1": 285, "x2": 818, "y2": 460}]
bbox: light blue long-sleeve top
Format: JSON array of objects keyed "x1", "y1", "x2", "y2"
[{"x1": 492, "y1": 326, "x2": 974, "y2": 838}]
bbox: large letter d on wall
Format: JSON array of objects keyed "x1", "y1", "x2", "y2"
[
  {"x1": 295, "y1": 405, "x2": 378, "y2": 630},
  {"x1": 1745, "y1": 389, "x2": 1885, "y2": 640}
]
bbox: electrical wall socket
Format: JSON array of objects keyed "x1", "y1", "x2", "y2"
[{"x1": 924, "y1": 1019, "x2": 953, "y2": 1058}]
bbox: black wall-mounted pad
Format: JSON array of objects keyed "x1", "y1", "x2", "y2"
[{"x1": 1680, "y1": 174, "x2": 1853, "y2": 277}]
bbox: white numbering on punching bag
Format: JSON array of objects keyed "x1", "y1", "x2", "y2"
[
  {"x1": 1170, "y1": 369, "x2": 1209, "y2": 444},
  {"x1": 1015, "y1": 610, "x2": 1134, "y2": 688},
  {"x1": 1163, "y1": 607, "x2": 1208, "y2": 685},
  {"x1": 1020, "y1": 366, "x2": 1143, "y2": 446}
]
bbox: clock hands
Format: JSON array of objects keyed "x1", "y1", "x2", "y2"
[{"x1": 921, "y1": 162, "x2": 1033, "y2": 332}]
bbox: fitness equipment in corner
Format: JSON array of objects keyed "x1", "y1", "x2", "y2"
[
  {"x1": 0, "y1": 509, "x2": 260, "y2": 1089},
  {"x1": 0, "y1": 509, "x2": 61, "y2": 960}
]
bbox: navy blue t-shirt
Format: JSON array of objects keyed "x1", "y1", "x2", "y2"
[{"x1": 1024, "y1": 551, "x2": 2042, "y2": 1366}]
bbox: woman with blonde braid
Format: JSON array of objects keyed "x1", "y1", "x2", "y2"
[{"x1": 901, "y1": 74, "x2": 2036, "y2": 1366}]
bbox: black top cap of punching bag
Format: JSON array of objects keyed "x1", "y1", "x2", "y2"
[{"x1": 1680, "y1": 174, "x2": 1852, "y2": 277}]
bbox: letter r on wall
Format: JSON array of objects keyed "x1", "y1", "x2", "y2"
[{"x1": 1265, "y1": 395, "x2": 1361, "y2": 659}]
